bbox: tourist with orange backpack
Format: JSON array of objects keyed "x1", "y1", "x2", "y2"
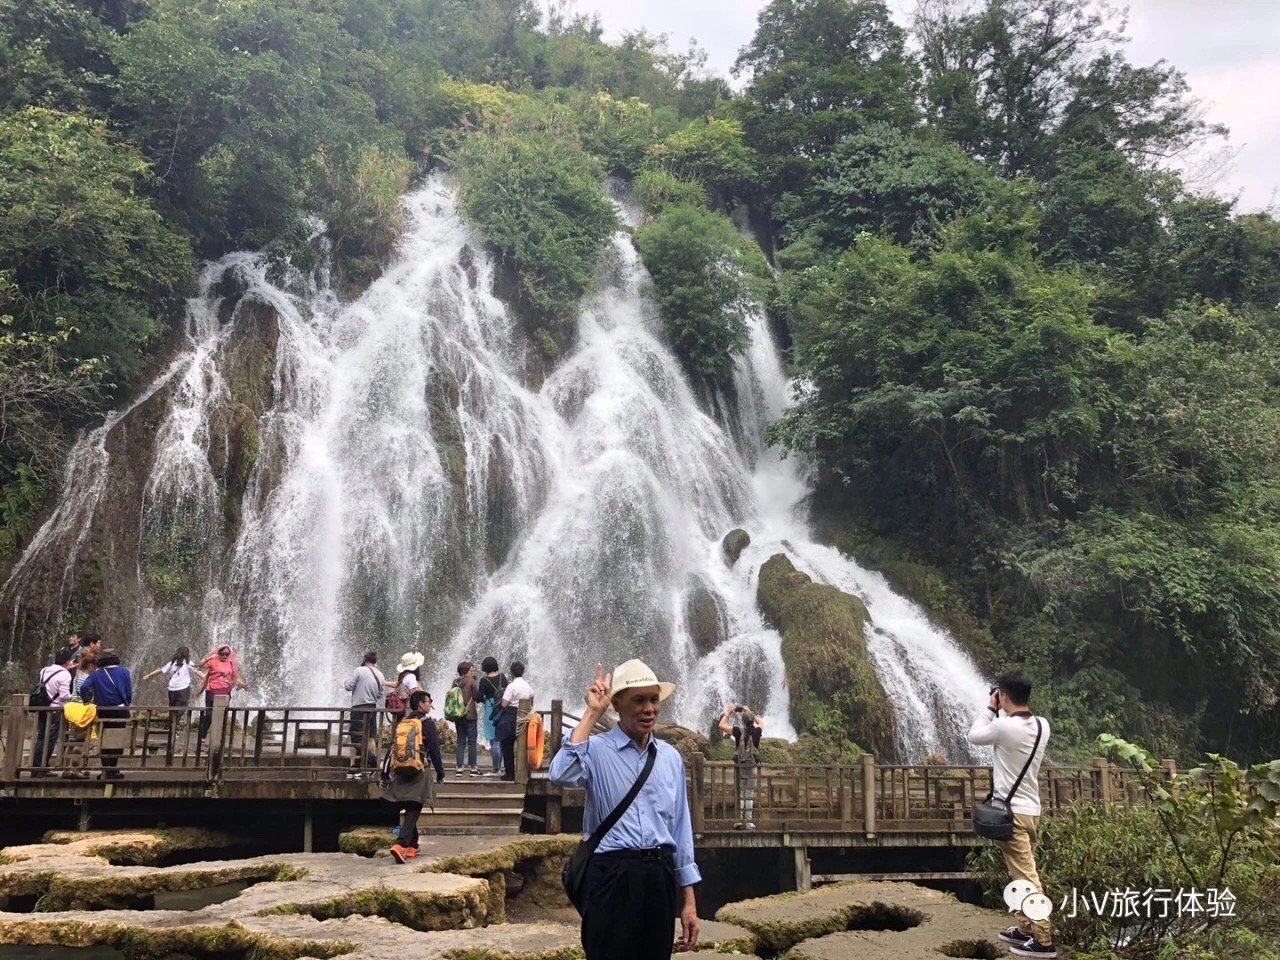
[{"x1": 381, "y1": 690, "x2": 444, "y2": 863}]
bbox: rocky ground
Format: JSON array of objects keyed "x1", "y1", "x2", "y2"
[{"x1": 0, "y1": 828, "x2": 1012, "y2": 959}]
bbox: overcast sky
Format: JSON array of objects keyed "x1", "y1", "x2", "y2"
[{"x1": 572, "y1": 0, "x2": 1278, "y2": 212}]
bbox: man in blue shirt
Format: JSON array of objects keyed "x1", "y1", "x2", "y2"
[{"x1": 549, "y1": 659, "x2": 701, "y2": 959}]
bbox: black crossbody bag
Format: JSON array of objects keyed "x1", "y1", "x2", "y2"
[
  {"x1": 973, "y1": 717, "x2": 1042, "y2": 841},
  {"x1": 562, "y1": 742, "x2": 657, "y2": 914}
]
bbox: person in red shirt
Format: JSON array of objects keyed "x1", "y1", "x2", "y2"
[{"x1": 196, "y1": 645, "x2": 248, "y2": 745}]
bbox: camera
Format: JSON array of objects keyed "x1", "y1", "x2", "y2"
[{"x1": 734, "y1": 705, "x2": 745, "y2": 713}]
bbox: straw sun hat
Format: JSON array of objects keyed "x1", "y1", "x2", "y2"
[
  {"x1": 611, "y1": 658, "x2": 676, "y2": 701},
  {"x1": 396, "y1": 651, "x2": 425, "y2": 674}
]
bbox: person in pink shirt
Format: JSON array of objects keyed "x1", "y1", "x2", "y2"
[{"x1": 196, "y1": 644, "x2": 248, "y2": 745}]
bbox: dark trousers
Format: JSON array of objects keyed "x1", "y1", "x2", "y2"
[
  {"x1": 98, "y1": 707, "x2": 128, "y2": 770},
  {"x1": 500, "y1": 733, "x2": 517, "y2": 780},
  {"x1": 349, "y1": 706, "x2": 377, "y2": 766},
  {"x1": 33, "y1": 711, "x2": 62, "y2": 768},
  {"x1": 198, "y1": 689, "x2": 220, "y2": 740},
  {"x1": 581, "y1": 851, "x2": 678, "y2": 960},
  {"x1": 454, "y1": 717, "x2": 477, "y2": 769},
  {"x1": 399, "y1": 801, "x2": 423, "y2": 849}
]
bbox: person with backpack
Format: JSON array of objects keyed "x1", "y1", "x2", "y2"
[
  {"x1": 477, "y1": 656, "x2": 507, "y2": 776},
  {"x1": 445, "y1": 661, "x2": 479, "y2": 777},
  {"x1": 78, "y1": 649, "x2": 133, "y2": 781},
  {"x1": 382, "y1": 690, "x2": 444, "y2": 863},
  {"x1": 496, "y1": 660, "x2": 533, "y2": 782},
  {"x1": 718, "y1": 704, "x2": 764, "y2": 830},
  {"x1": 30, "y1": 647, "x2": 78, "y2": 775},
  {"x1": 385, "y1": 651, "x2": 424, "y2": 724}
]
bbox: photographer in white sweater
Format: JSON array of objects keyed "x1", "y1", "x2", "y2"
[{"x1": 967, "y1": 671, "x2": 1056, "y2": 958}]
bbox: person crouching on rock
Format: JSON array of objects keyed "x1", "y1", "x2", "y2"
[{"x1": 383, "y1": 690, "x2": 445, "y2": 863}]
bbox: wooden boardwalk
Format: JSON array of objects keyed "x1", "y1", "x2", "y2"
[{"x1": 1, "y1": 695, "x2": 1160, "y2": 851}]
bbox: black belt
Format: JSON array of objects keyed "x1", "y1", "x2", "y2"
[{"x1": 595, "y1": 846, "x2": 675, "y2": 863}]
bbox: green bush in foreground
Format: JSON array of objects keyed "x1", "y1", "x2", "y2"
[
  {"x1": 457, "y1": 129, "x2": 617, "y2": 325},
  {"x1": 970, "y1": 736, "x2": 1280, "y2": 958}
]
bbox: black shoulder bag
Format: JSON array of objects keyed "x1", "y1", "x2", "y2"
[
  {"x1": 973, "y1": 717, "x2": 1042, "y2": 841},
  {"x1": 562, "y1": 741, "x2": 657, "y2": 915}
]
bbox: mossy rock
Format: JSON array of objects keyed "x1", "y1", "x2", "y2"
[
  {"x1": 271, "y1": 881, "x2": 489, "y2": 932},
  {"x1": 0, "y1": 918, "x2": 349, "y2": 960},
  {"x1": 685, "y1": 581, "x2": 727, "y2": 656},
  {"x1": 338, "y1": 827, "x2": 390, "y2": 858},
  {"x1": 722, "y1": 528, "x2": 751, "y2": 566},
  {"x1": 757, "y1": 554, "x2": 896, "y2": 760}
]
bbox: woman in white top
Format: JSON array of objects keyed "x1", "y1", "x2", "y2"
[
  {"x1": 386, "y1": 651, "x2": 424, "y2": 721},
  {"x1": 142, "y1": 645, "x2": 206, "y2": 707}
]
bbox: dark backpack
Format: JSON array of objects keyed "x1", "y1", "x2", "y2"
[{"x1": 28, "y1": 666, "x2": 66, "y2": 707}]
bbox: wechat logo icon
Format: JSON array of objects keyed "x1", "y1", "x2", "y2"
[{"x1": 1003, "y1": 880, "x2": 1053, "y2": 922}]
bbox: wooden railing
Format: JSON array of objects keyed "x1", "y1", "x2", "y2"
[{"x1": 1, "y1": 695, "x2": 1173, "y2": 837}]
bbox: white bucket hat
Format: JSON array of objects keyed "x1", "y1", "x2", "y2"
[
  {"x1": 395, "y1": 651, "x2": 425, "y2": 674},
  {"x1": 611, "y1": 658, "x2": 675, "y2": 701}
]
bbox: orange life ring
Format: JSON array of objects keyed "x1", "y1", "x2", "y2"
[{"x1": 526, "y1": 712, "x2": 546, "y2": 770}]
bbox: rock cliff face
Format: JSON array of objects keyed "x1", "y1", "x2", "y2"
[{"x1": 756, "y1": 553, "x2": 897, "y2": 760}]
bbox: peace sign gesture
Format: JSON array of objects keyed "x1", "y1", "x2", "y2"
[{"x1": 585, "y1": 663, "x2": 612, "y2": 715}]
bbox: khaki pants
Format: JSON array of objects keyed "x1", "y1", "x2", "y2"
[{"x1": 996, "y1": 813, "x2": 1052, "y2": 946}]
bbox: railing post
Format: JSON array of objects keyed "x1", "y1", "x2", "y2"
[
  {"x1": 207, "y1": 695, "x2": 230, "y2": 780},
  {"x1": 793, "y1": 846, "x2": 812, "y2": 893},
  {"x1": 1, "y1": 695, "x2": 28, "y2": 781},
  {"x1": 690, "y1": 754, "x2": 705, "y2": 835},
  {"x1": 549, "y1": 699, "x2": 563, "y2": 766},
  {"x1": 253, "y1": 709, "x2": 266, "y2": 763},
  {"x1": 1160, "y1": 758, "x2": 1178, "y2": 799},
  {"x1": 515, "y1": 697, "x2": 531, "y2": 785},
  {"x1": 1093, "y1": 757, "x2": 1113, "y2": 806},
  {"x1": 862, "y1": 753, "x2": 876, "y2": 836}
]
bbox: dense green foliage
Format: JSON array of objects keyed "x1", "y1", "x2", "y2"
[
  {"x1": 635, "y1": 204, "x2": 770, "y2": 377},
  {"x1": 457, "y1": 130, "x2": 616, "y2": 324},
  {"x1": 747, "y1": 0, "x2": 1280, "y2": 763}
]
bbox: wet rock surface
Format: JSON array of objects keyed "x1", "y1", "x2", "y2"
[
  {"x1": 718, "y1": 880, "x2": 1008, "y2": 959},
  {"x1": 0, "y1": 831, "x2": 757, "y2": 959}
]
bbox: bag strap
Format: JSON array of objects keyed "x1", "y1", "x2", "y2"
[
  {"x1": 584, "y1": 741, "x2": 658, "y2": 852},
  {"x1": 1003, "y1": 718, "x2": 1042, "y2": 805}
]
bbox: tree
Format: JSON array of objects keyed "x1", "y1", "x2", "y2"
[
  {"x1": 915, "y1": 0, "x2": 1222, "y2": 177},
  {"x1": 0, "y1": 107, "x2": 194, "y2": 380},
  {"x1": 733, "y1": 0, "x2": 918, "y2": 195},
  {"x1": 780, "y1": 123, "x2": 1001, "y2": 248}
]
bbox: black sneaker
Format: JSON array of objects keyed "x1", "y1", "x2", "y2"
[
  {"x1": 1010, "y1": 941, "x2": 1058, "y2": 958},
  {"x1": 998, "y1": 927, "x2": 1031, "y2": 945}
]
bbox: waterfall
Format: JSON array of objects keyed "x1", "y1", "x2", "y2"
[{"x1": 3, "y1": 175, "x2": 989, "y2": 760}]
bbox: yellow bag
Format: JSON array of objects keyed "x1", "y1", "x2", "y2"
[{"x1": 63, "y1": 700, "x2": 98, "y2": 734}]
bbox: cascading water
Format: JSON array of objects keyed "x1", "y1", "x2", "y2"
[{"x1": 2, "y1": 175, "x2": 989, "y2": 760}]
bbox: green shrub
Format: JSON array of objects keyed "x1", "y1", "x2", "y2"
[
  {"x1": 634, "y1": 204, "x2": 771, "y2": 378},
  {"x1": 970, "y1": 739, "x2": 1280, "y2": 956},
  {"x1": 632, "y1": 167, "x2": 706, "y2": 218},
  {"x1": 457, "y1": 129, "x2": 617, "y2": 324},
  {"x1": 644, "y1": 116, "x2": 758, "y2": 197}
]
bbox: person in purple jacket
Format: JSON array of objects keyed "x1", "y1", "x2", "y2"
[{"x1": 79, "y1": 649, "x2": 134, "y2": 781}]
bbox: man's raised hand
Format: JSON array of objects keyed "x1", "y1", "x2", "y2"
[{"x1": 585, "y1": 663, "x2": 612, "y2": 715}]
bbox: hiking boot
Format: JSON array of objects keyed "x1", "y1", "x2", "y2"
[
  {"x1": 745, "y1": 822, "x2": 757, "y2": 831},
  {"x1": 998, "y1": 927, "x2": 1032, "y2": 945},
  {"x1": 1010, "y1": 941, "x2": 1058, "y2": 958},
  {"x1": 390, "y1": 844, "x2": 407, "y2": 864},
  {"x1": 733, "y1": 822, "x2": 744, "y2": 830}
]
